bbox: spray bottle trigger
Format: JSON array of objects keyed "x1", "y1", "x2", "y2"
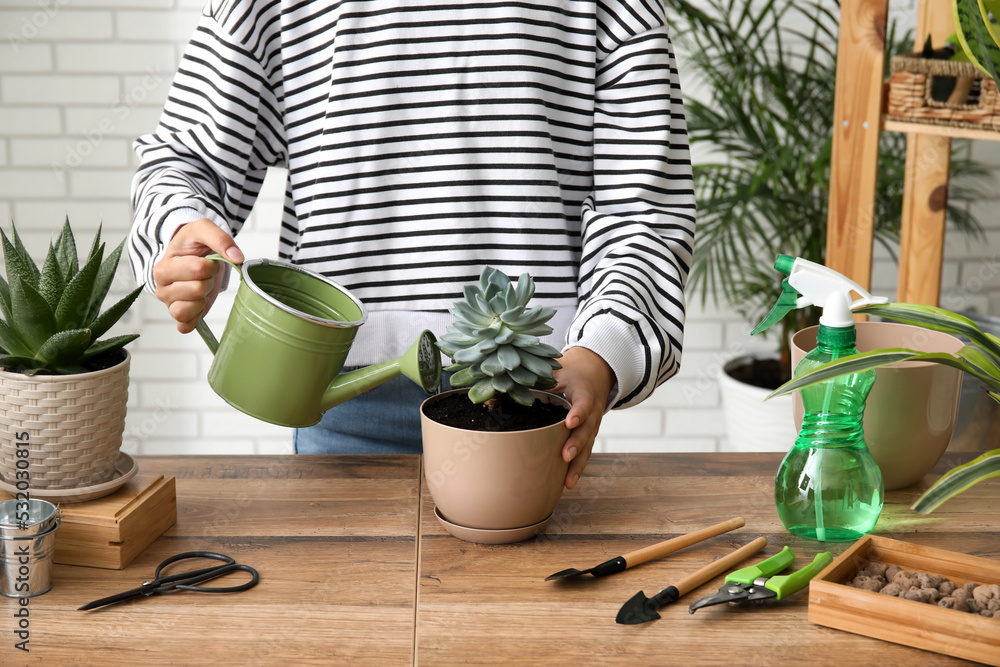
[
  {"x1": 751, "y1": 279, "x2": 800, "y2": 336},
  {"x1": 849, "y1": 293, "x2": 890, "y2": 310}
]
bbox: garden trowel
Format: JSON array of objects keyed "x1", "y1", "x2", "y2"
[{"x1": 615, "y1": 536, "x2": 768, "y2": 624}]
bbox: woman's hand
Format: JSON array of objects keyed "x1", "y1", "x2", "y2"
[
  {"x1": 552, "y1": 346, "x2": 615, "y2": 489},
  {"x1": 152, "y1": 219, "x2": 244, "y2": 333}
]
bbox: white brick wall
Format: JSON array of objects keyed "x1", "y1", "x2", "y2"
[{"x1": 1, "y1": 1, "x2": 998, "y2": 458}]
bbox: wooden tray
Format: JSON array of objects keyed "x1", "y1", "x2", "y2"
[
  {"x1": 809, "y1": 535, "x2": 1000, "y2": 666},
  {"x1": 1, "y1": 473, "x2": 176, "y2": 569}
]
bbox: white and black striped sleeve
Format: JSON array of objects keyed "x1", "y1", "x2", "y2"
[
  {"x1": 127, "y1": 4, "x2": 285, "y2": 291},
  {"x1": 567, "y1": 17, "x2": 695, "y2": 410}
]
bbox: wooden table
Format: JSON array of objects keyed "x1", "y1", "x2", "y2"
[{"x1": 3, "y1": 453, "x2": 997, "y2": 666}]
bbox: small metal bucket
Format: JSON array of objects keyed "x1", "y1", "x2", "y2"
[
  {"x1": 0, "y1": 500, "x2": 61, "y2": 598},
  {"x1": 0, "y1": 499, "x2": 60, "y2": 537}
]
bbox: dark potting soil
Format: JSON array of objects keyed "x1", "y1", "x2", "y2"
[
  {"x1": 0, "y1": 348, "x2": 127, "y2": 375},
  {"x1": 424, "y1": 392, "x2": 568, "y2": 432},
  {"x1": 726, "y1": 357, "x2": 789, "y2": 391}
]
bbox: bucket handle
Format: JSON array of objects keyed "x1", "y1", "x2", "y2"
[{"x1": 194, "y1": 254, "x2": 242, "y2": 355}]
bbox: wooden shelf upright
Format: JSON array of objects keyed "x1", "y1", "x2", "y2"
[{"x1": 828, "y1": 0, "x2": 973, "y2": 306}]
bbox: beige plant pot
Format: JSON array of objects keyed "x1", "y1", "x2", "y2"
[
  {"x1": 421, "y1": 388, "x2": 570, "y2": 541},
  {"x1": 791, "y1": 323, "x2": 963, "y2": 491},
  {"x1": 0, "y1": 351, "x2": 130, "y2": 492}
]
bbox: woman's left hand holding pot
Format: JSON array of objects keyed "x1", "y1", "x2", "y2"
[{"x1": 552, "y1": 346, "x2": 615, "y2": 490}]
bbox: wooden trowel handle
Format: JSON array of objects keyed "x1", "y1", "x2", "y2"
[
  {"x1": 621, "y1": 517, "x2": 746, "y2": 569},
  {"x1": 674, "y1": 536, "x2": 768, "y2": 596}
]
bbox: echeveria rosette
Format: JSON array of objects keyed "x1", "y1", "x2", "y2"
[
  {"x1": 0, "y1": 220, "x2": 142, "y2": 375},
  {"x1": 438, "y1": 267, "x2": 562, "y2": 407}
]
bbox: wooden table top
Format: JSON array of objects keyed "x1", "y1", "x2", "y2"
[{"x1": 4, "y1": 452, "x2": 997, "y2": 666}]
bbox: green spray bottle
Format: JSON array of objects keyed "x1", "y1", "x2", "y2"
[{"x1": 753, "y1": 255, "x2": 887, "y2": 542}]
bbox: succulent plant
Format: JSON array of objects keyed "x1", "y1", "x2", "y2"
[
  {"x1": 439, "y1": 267, "x2": 562, "y2": 407},
  {"x1": 0, "y1": 220, "x2": 142, "y2": 375}
]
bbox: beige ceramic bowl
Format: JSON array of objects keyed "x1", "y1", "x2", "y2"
[
  {"x1": 791, "y1": 322, "x2": 963, "y2": 490},
  {"x1": 421, "y1": 389, "x2": 570, "y2": 533}
]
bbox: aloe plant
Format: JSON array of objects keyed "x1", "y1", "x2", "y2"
[
  {"x1": 0, "y1": 220, "x2": 141, "y2": 375},
  {"x1": 438, "y1": 267, "x2": 562, "y2": 408},
  {"x1": 769, "y1": 302, "x2": 1000, "y2": 513}
]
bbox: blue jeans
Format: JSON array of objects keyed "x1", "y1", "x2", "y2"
[{"x1": 293, "y1": 372, "x2": 442, "y2": 454}]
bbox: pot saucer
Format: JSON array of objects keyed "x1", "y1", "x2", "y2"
[
  {"x1": 433, "y1": 506, "x2": 552, "y2": 544},
  {"x1": 0, "y1": 453, "x2": 138, "y2": 504}
]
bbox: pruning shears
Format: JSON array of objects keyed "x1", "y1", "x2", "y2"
[{"x1": 687, "y1": 546, "x2": 832, "y2": 613}]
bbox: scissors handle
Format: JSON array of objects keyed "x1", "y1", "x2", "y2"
[
  {"x1": 154, "y1": 551, "x2": 234, "y2": 578},
  {"x1": 152, "y1": 551, "x2": 258, "y2": 593},
  {"x1": 149, "y1": 551, "x2": 237, "y2": 588},
  {"x1": 170, "y1": 563, "x2": 260, "y2": 594}
]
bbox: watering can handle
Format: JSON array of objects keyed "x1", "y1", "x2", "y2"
[{"x1": 194, "y1": 254, "x2": 242, "y2": 355}]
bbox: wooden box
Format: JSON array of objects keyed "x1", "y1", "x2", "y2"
[
  {"x1": 2, "y1": 474, "x2": 176, "y2": 569},
  {"x1": 809, "y1": 535, "x2": 1000, "y2": 666}
]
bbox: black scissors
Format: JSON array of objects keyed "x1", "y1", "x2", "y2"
[{"x1": 79, "y1": 551, "x2": 259, "y2": 611}]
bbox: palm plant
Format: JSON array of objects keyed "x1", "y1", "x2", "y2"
[{"x1": 665, "y1": 0, "x2": 990, "y2": 383}]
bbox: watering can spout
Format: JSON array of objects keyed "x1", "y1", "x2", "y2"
[{"x1": 320, "y1": 330, "x2": 442, "y2": 412}]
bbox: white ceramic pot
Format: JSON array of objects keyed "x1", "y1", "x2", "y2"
[
  {"x1": 791, "y1": 322, "x2": 963, "y2": 491},
  {"x1": 420, "y1": 388, "x2": 570, "y2": 540},
  {"x1": 719, "y1": 353, "x2": 798, "y2": 453}
]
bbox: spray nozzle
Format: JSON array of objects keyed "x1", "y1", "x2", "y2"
[{"x1": 751, "y1": 255, "x2": 888, "y2": 335}]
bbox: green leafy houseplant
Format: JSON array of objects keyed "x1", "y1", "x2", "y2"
[
  {"x1": 665, "y1": 0, "x2": 990, "y2": 382},
  {"x1": 0, "y1": 220, "x2": 142, "y2": 375},
  {"x1": 951, "y1": 0, "x2": 1000, "y2": 88},
  {"x1": 770, "y1": 303, "x2": 1000, "y2": 513},
  {"x1": 437, "y1": 267, "x2": 562, "y2": 408}
]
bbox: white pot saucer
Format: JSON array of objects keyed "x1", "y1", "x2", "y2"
[
  {"x1": 0, "y1": 453, "x2": 138, "y2": 504},
  {"x1": 433, "y1": 506, "x2": 552, "y2": 544}
]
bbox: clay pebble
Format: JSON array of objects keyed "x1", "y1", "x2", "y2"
[
  {"x1": 858, "y1": 561, "x2": 888, "y2": 578},
  {"x1": 849, "y1": 575, "x2": 884, "y2": 592},
  {"x1": 878, "y1": 582, "x2": 905, "y2": 597},
  {"x1": 846, "y1": 561, "x2": 999, "y2": 620}
]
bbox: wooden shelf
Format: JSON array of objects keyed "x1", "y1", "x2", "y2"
[
  {"x1": 828, "y1": 0, "x2": 958, "y2": 306},
  {"x1": 883, "y1": 117, "x2": 1000, "y2": 142}
]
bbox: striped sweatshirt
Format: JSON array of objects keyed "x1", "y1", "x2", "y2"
[{"x1": 128, "y1": 0, "x2": 696, "y2": 410}]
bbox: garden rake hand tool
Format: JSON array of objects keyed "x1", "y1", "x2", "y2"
[
  {"x1": 687, "y1": 547, "x2": 833, "y2": 613},
  {"x1": 545, "y1": 517, "x2": 746, "y2": 581},
  {"x1": 615, "y1": 536, "x2": 768, "y2": 624}
]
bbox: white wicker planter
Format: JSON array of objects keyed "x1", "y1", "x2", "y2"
[{"x1": 0, "y1": 352, "x2": 130, "y2": 490}]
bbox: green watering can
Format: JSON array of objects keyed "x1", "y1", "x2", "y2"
[{"x1": 195, "y1": 255, "x2": 441, "y2": 427}]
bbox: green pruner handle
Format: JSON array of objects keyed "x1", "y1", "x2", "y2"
[
  {"x1": 726, "y1": 546, "x2": 794, "y2": 585},
  {"x1": 764, "y1": 551, "x2": 833, "y2": 600}
]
